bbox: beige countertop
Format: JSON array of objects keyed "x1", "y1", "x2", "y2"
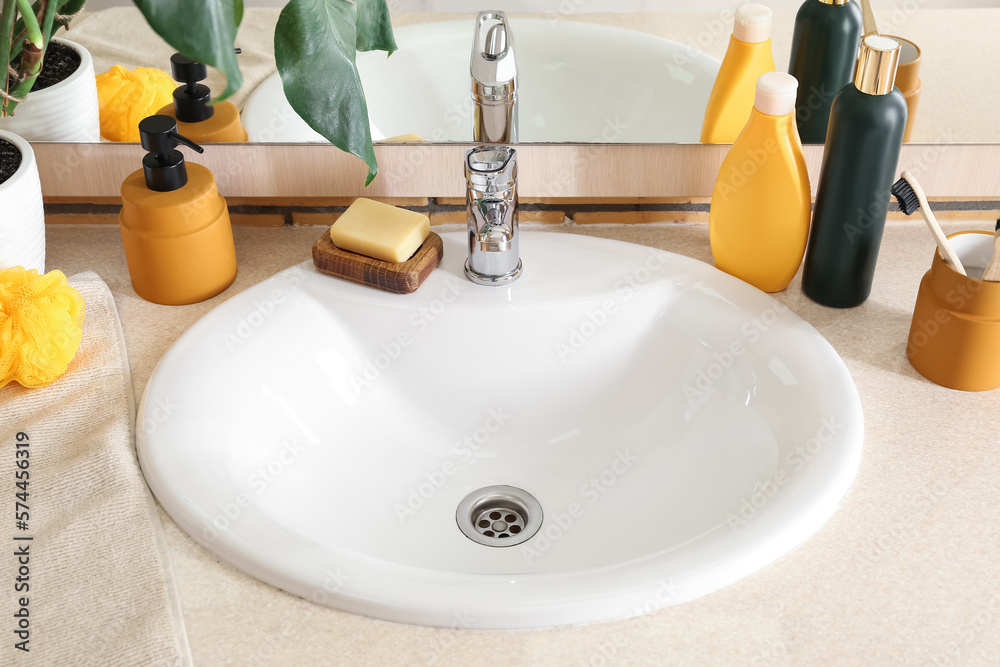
[{"x1": 46, "y1": 219, "x2": 1000, "y2": 666}]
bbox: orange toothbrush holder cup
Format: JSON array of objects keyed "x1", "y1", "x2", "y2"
[{"x1": 907, "y1": 231, "x2": 1000, "y2": 391}]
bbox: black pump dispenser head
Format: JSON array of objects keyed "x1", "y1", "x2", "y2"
[
  {"x1": 170, "y1": 53, "x2": 214, "y2": 122},
  {"x1": 139, "y1": 115, "x2": 204, "y2": 192},
  {"x1": 169, "y1": 49, "x2": 242, "y2": 123}
]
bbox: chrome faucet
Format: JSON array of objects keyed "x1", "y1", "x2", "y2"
[
  {"x1": 465, "y1": 146, "x2": 521, "y2": 286},
  {"x1": 471, "y1": 11, "x2": 518, "y2": 144}
]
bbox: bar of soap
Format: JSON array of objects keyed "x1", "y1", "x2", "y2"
[{"x1": 329, "y1": 198, "x2": 430, "y2": 263}]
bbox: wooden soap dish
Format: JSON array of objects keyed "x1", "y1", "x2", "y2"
[{"x1": 312, "y1": 231, "x2": 444, "y2": 294}]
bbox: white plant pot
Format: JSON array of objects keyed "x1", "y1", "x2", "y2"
[
  {"x1": 0, "y1": 37, "x2": 100, "y2": 142},
  {"x1": 0, "y1": 131, "x2": 46, "y2": 273}
]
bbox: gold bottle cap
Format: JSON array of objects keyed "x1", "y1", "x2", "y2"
[
  {"x1": 854, "y1": 35, "x2": 901, "y2": 95},
  {"x1": 818, "y1": 0, "x2": 851, "y2": 5}
]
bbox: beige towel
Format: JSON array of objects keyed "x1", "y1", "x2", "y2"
[{"x1": 0, "y1": 272, "x2": 190, "y2": 667}]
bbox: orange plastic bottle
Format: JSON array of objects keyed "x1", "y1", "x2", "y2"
[
  {"x1": 119, "y1": 116, "x2": 237, "y2": 305},
  {"x1": 701, "y1": 4, "x2": 776, "y2": 145},
  {"x1": 709, "y1": 72, "x2": 811, "y2": 293},
  {"x1": 156, "y1": 53, "x2": 248, "y2": 143}
]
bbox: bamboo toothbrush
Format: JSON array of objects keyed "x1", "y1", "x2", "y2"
[
  {"x1": 890, "y1": 171, "x2": 967, "y2": 276},
  {"x1": 860, "y1": 0, "x2": 879, "y2": 36},
  {"x1": 984, "y1": 220, "x2": 1000, "y2": 282}
]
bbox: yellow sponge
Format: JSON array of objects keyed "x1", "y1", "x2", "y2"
[
  {"x1": 329, "y1": 198, "x2": 430, "y2": 263},
  {"x1": 0, "y1": 267, "x2": 85, "y2": 389},
  {"x1": 96, "y1": 65, "x2": 176, "y2": 142}
]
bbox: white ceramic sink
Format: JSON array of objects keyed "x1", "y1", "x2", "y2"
[
  {"x1": 241, "y1": 19, "x2": 720, "y2": 143},
  {"x1": 137, "y1": 232, "x2": 863, "y2": 629}
]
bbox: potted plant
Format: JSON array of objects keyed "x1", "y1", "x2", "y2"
[
  {"x1": 0, "y1": 0, "x2": 100, "y2": 141},
  {"x1": 0, "y1": 129, "x2": 45, "y2": 272},
  {"x1": 133, "y1": 0, "x2": 396, "y2": 185}
]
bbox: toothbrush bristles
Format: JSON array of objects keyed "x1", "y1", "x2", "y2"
[{"x1": 890, "y1": 177, "x2": 920, "y2": 216}]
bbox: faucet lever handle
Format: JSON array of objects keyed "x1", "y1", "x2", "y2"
[
  {"x1": 483, "y1": 23, "x2": 508, "y2": 60},
  {"x1": 476, "y1": 197, "x2": 513, "y2": 249}
]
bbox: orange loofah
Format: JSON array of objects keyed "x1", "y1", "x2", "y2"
[
  {"x1": 96, "y1": 65, "x2": 176, "y2": 142},
  {"x1": 0, "y1": 267, "x2": 86, "y2": 389}
]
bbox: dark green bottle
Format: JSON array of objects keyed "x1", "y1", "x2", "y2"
[
  {"x1": 788, "y1": 0, "x2": 864, "y2": 144},
  {"x1": 802, "y1": 36, "x2": 908, "y2": 308}
]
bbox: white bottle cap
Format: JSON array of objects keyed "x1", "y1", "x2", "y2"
[
  {"x1": 754, "y1": 71, "x2": 798, "y2": 116},
  {"x1": 733, "y1": 4, "x2": 773, "y2": 44}
]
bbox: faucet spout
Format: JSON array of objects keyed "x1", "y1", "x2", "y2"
[
  {"x1": 471, "y1": 11, "x2": 518, "y2": 144},
  {"x1": 465, "y1": 146, "x2": 521, "y2": 286}
]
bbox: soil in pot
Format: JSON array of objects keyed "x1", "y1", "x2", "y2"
[
  {"x1": 0, "y1": 138, "x2": 22, "y2": 186},
  {"x1": 9, "y1": 41, "x2": 81, "y2": 92}
]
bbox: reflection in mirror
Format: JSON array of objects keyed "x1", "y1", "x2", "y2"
[
  {"x1": 242, "y1": 17, "x2": 719, "y2": 143},
  {"x1": 18, "y1": 0, "x2": 1000, "y2": 144}
]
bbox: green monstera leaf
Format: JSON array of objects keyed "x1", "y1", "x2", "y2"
[
  {"x1": 133, "y1": 0, "x2": 243, "y2": 101},
  {"x1": 275, "y1": 0, "x2": 396, "y2": 185},
  {"x1": 132, "y1": 0, "x2": 395, "y2": 185}
]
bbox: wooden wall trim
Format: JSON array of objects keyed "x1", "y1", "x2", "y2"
[{"x1": 30, "y1": 142, "x2": 1000, "y2": 200}]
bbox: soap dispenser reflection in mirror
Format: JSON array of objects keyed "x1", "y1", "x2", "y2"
[{"x1": 157, "y1": 52, "x2": 249, "y2": 143}]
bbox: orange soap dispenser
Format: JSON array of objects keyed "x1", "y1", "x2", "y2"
[
  {"x1": 119, "y1": 115, "x2": 238, "y2": 305},
  {"x1": 157, "y1": 53, "x2": 248, "y2": 143}
]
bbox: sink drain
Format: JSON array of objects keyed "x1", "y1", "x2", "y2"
[{"x1": 456, "y1": 485, "x2": 543, "y2": 547}]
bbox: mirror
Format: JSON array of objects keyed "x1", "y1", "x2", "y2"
[{"x1": 11, "y1": 0, "x2": 997, "y2": 144}]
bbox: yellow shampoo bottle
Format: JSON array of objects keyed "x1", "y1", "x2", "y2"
[
  {"x1": 701, "y1": 4, "x2": 776, "y2": 144},
  {"x1": 119, "y1": 116, "x2": 237, "y2": 305},
  {"x1": 709, "y1": 72, "x2": 811, "y2": 293}
]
